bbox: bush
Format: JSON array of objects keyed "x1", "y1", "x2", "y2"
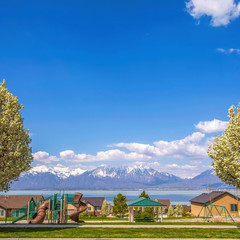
[{"x1": 182, "y1": 208, "x2": 191, "y2": 217}]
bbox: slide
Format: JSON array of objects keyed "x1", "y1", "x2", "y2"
[
  {"x1": 69, "y1": 193, "x2": 87, "y2": 223},
  {"x1": 29, "y1": 200, "x2": 50, "y2": 224}
]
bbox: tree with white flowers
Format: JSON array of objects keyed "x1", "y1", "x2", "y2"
[
  {"x1": 208, "y1": 104, "x2": 240, "y2": 188},
  {"x1": 174, "y1": 203, "x2": 183, "y2": 217},
  {"x1": 101, "y1": 200, "x2": 109, "y2": 217},
  {"x1": 0, "y1": 80, "x2": 33, "y2": 191},
  {"x1": 167, "y1": 204, "x2": 174, "y2": 217}
]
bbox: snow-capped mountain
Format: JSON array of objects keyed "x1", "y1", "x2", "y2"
[
  {"x1": 24, "y1": 164, "x2": 86, "y2": 179},
  {"x1": 10, "y1": 165, "x2": 231, "y2": 190}
]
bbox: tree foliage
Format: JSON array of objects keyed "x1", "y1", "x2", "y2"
[
  {"x1": 135, "y1": 207, "x2": 153, "y2": 219},
  {"x1": 174, "y1": 203, "x2": 183, "y2": 217},
  {"x1": 112, "y1": 193, "x2": 128, "y2": 217},
  {"x1": 101, "y1": 199, "x2": 109, "y2": 217},
  {"x1": 208, "y1": 104, "x2": 240, "y2": 188},
  {"x1": 0, "y1": 80, "x2": 33, "y2": 191},
  {"x1": 167, "y1": 204, "x2": 174, "y2": 217},
  {"x1": 182, "y1": 208, "x2": 191, "y2": 217},
  {"x1": 139, "y1": 190, "x2": 150, "y2": 199}
]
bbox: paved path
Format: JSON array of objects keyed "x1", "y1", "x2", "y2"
[{"x1": 0, "y1": 224, "x2": 239, "y2": 228}]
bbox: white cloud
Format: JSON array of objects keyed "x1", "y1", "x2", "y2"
[
  {"x1": 113, "y1": 132, "x2": 210, "y2": 159},
  {"x1": 32, "y1": 151, "x2": 59, "y2": 164},
  {"x1": 33, "y1": 119, "x2": 225, "y2": 166},
  {"x1": 186, "y1": 0, "x2": 240, "y2": 26},
  {"x1": 217, "y1": 48, "x2": 240, "y2": 54},
  {"x1": 33, "y1": 149, "x2": 151, "y2": 164},
  {"x1": 195, "y1": 119, "x2": 228, "y2": 133},
  {"x1": 59, "y1": 149, "x2": 152, "y2": 163}
]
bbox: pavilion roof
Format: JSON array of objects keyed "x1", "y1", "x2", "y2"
[{"x1": 127, "y1": 198, "x2": 167, "y2": 207}]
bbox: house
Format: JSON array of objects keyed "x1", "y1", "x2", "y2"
[
  {"x1": 82, "y1": 197, "x2": 105, "y2": 216},
  {"x1": 157, "y1": 199, "x2": 171, "y2": 213},
  {"x1": 0, "y1": 195, "x2": 44, "y2": 218},
  {"x1": 190, "y1": 191, "x2": 240, "y2": 217},
  {"x1": 68, "y1": 197, "x2": 105, "y2": 216}
]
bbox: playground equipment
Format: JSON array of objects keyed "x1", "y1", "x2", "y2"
[
  {"x1": 11, "y1": 192, "x2": 87, "y2": 224},
  {"x1": 197, "y1": 203, "x2": 235, "y2": 222}
]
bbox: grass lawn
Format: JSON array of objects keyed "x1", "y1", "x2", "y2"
[
  {"x1": 0, "y1": 227, "x2": 240, "y2": 238},
  {"x1": 78, "y1": 222, "x2": 239, "y2": 225},
  {"x1": 79, "y1": 216, "x2": 128, "y2": 221},
  {"x1": 0, "y1": 218, "x2": 11, "y2": 222}
]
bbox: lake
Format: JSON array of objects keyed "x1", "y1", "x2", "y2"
[{"x1": 1, "y1": 189, "x2": 237, "y2": 205}]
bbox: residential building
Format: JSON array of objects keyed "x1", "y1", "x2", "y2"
[
  {"x1": 68, "y1": 197, "x2": 105, "y2": 216},
  {"x1": 0, "y1": 195, "x2": 44, "y2": 218},
  {"x1": 82, "y1": 197, "x2": 104, "y2": 216},
  {"x1": 190, "y1": 191, "x2": 240, "y2": 217}
]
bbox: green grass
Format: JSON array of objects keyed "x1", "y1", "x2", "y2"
[
  {"x1": 79, "y1": 216, "x2": 128, "y2": 221},
  {"x1": 0, "y1": 227, "x2": 240, "y2": 238},
  {"x1": 0, "y1": 221, "x2": 238, "y2": 226},
  {"x1": 77, "y1": 222, "x2": 239, "y2": 225}
]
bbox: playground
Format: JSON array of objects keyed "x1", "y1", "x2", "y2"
[{"x1": 7, "y1": 192, "x2": 87, "y2": 224}]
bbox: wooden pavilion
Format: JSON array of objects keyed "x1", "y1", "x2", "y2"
[{"x1": 127, "y1": 197, "x2": 166, "y2": 222}]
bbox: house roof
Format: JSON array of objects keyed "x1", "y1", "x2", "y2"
[
  {"x1": 127, "y1": 198, "x2": 167, "y2": 207},
  {"x1": 0, "y1": 195, "x2": 44, "y2": 210},
  {"x1": 82, "y1": 197, "x2": 105, "y2": 207},
  {"x1": 157, "y1": 199, "x2": 171, "y2": 208},
  {"x1": 190, "y1": 191, "x2": 239, "y2": 204}
]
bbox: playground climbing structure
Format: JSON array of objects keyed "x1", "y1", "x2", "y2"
[{"x1": 11, "y1": 192, "x2": 87, "y2": 224}]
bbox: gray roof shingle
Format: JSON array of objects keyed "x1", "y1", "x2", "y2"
[
  {"x1": 0, "y1": 195, "x2": 44, "y2": 210},
  {"x1": 82, "y1": 197, "x2": 105, "y2": 207},
  {"x1": 190, "y1": 191, "x2": 229, "y2": 204}
]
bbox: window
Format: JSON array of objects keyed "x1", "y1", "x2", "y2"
[
  {"x1": 96, "y1": 207, "x2": 101, "y2": 211},
  {"x1": 0, "y1": 210, "x2": 3, "y2": 217},
  {"x1": 87, "y1": 207, "x2": 91, "y2": 211},
  {"x1": 230, "y1": 204, "x2": 238, "y2": 212}
]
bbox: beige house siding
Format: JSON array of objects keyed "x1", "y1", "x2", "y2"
[
  {"x1": 86, "y1": 203, "x2": 95, "y2": 212},
  {"x1": 68, "y1": 203, "x2": 101, "y2": 216},
  {"x1": 67, "y1": 203, "x2": 77, "y2": 215},
  {"x1": 191, "y1": 202, "x2": 203, "y2": 216},
  {"x1": 191, "y1": 193, "x2": 240, "y2": 217},
  {"x1": 0, "y1": 207, "x2": 6, "y2": 218}
]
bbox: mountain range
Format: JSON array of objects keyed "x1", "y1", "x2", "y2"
[{"x1": 10, "y1": 165, "x2": 231, "y2": 190}]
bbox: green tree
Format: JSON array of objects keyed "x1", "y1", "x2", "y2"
[
  {"x1": 174, "y1": 203, "x2": 183, "y2": 217},
  {"x1": 101, "y1": 200, "x2": 109, "y2": 217},
  {"x1": 208, "y1": 104, "x2": 240, "y2": 188},
  {"x1": 112, "y1": 193, "x2": 128, "y2": 217},
  {"x1": 167, "y1": 204, "x2": 174, "y2": 217},
  {"x1": 182, "y1": 208, "x2": 191, "y2": 217},
  {"x1": 139, "y1": 190, "x2": 150, "y2": 199},
  {"x1": 0, "y1": 80, "x2": 33, "y2": 191}
]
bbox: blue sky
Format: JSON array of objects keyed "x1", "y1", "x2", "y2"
[{"x1": 1, "y1": 0, "x2": 240, "y2": 177}]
